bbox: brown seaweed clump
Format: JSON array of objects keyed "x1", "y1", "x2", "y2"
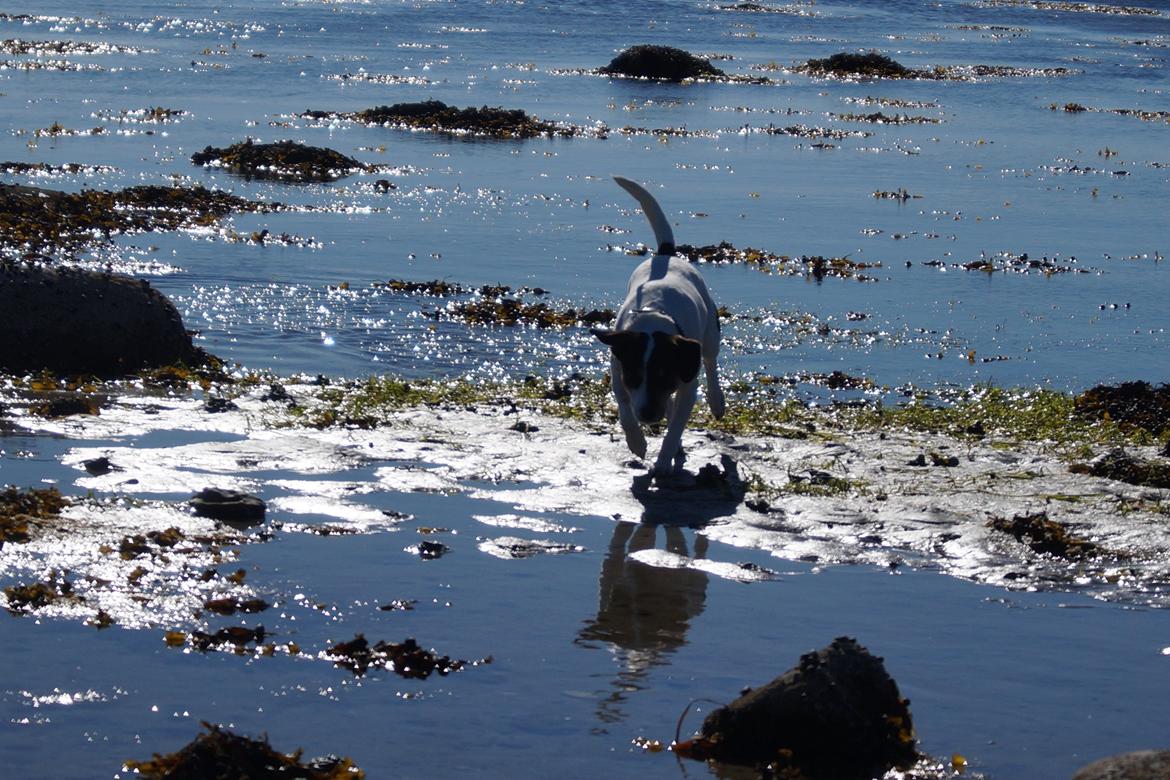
[
  {"x1": 0, "y1": 486, "x2": 69, "y2": 545},
  {"x1": 677, "y1": 637, "x2": 918, "y2": 778},
  {"x1": 599, "y1": 44, "x2": 727, "y2": 82},
  {"x1": 192, "y1": 139, "x2": 370, "y2": 183},
  {"x1": 988, "y1": 511, "x2": 1104, "y2": 559},
  {"x1": 1074, "y1": 381, "x2": 1170, "y2": 437},
  {"x1": 800, "y1": 51, "x2": 917, "y2": 79},
  {"x1": 325, "y1": 634, "x2": 479, "y2": 678},
  {"x1": 374, "y1": 279, "x2": 464, "y2": 296},
  {"x1": 124, "y1": 722, "x2": 365, "y2": 779},
  {"x1": 0, "y1": 182, "x2": 269, "y2": 258},
  {"x1": 433, "y1": 297, "x2": 615, "y2": 328},
  {"x1": 1069, "y1": 449, "x2": 1170, "y2": 490},
  {"x1": 314, "y1": 100, "x2": 572, "y2": 139}
]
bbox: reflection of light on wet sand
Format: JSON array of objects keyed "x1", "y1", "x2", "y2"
[{"x1": 13, "y1": 383, "x2": 1170, "y2": 609}]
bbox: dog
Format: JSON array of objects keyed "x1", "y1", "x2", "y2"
[{"x1": 593, "y1": 176, "x2": 725, "y2": 475}]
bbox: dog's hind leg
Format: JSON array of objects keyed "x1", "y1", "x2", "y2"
[{"x1": 703, "y1": 323, "x2": 725, "y2": 420}]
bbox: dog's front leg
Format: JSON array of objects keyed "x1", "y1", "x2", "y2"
[
  {"x1": 653, "y1": 383, "x2": 697, "y2": 474},
  {"x1": 611, "y1": 369, "x2": 647, "y2": 459}
]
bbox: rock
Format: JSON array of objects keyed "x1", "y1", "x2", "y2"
[
  {"x1": 599, "y1": 45, "x2": 726, "y2": 81},
  {"x1": 1071, "y1": 750, "x2": 1170, "y2": 780},
  {"x1": 682, "y1": 636, "x2": 917, "y2": 778},
  {"x1": 191, "y1": 139, "x2": 369, "y2": 183},
  {"x1": 189, "y1": 488, "x2": 266, "y2": 525},
  {"x1": 0, "y1": 261, "x2": 201, "y2": 376},
  {"x1": 801, "y1": 51, "x2": 916, "y2": 79}
]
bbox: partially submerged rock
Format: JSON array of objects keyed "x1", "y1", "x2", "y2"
[
  {"x1": 124, "y1": 722, "x2": 365, "y2": 779},
  {"x1": 801, "y1": 51, "x2": 916, "y2": 79},
  {"x1": 191, "y1": 139, "x2": 370, "y2": 183},
  {"x1": 679, "y1": 636, "x2": 918, "y2": 777},
  {"x1": 0, "y1": 261, "x2": 202, "y2": 375},
  {"x1": 189, "y1": 488, "x2": 267, "y2": 525},
  {"x1": 311, "y1": 99, "x2": 571, "y2": 139},
  {"x1": 599, "y1": 44, "x2": 726, "y2": 82},
  {"x1": 1071, "y1": 750, "x2": 1170, "y2": 780}
]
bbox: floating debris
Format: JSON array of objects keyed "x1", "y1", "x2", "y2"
[
  {"x1": 191, "y1": 139, "x2": 370, "y2": 183},
  {"x1": 124, "y1": 722, "x2": 366, "y2": 779}
]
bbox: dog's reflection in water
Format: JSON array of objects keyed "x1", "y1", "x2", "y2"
[{"x1": 576, "y1": 521, "x2": 709, "y2": 725}]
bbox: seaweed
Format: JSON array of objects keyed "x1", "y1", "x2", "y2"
[
  {"x1": 191, "y1": 139, "x2": 370, "y2": 183},
  {"x1": 432, "y1": 297, "x2": 615, "y2": 328},
  {"x1": 1070, "y1": 449, "x2": 1170, "y2": 489},
  {"x1": 0, "y1": 486, "x2": 68, "y2": 545},
  {"x1": 315, "y1": 99, "x2": 573, "y2": 139},
  {"x1": 0, "y1": 182, "x2": 271, "y2": 259},
  {"x1": 801, "y1": 51, "x2": 915, "y2": 79},
  {"x1": 1074, "y1": 381, "x2": 1170, "y2": 437},
  {"x1": 324, "y1": 634, "x2": 480, "y2": 678},
  {"x1": 988, "y1": 511, "x2": 1103, "y2": 559},
  {"x1": 124, "y1": 722, "x2": 365, "y2": 779},
  {"x1": 374, "y1": 279, "x2": 464, "y2": 296},
  {"x1": 599, "y1": 45, "x2": 727, "y2": 82}
]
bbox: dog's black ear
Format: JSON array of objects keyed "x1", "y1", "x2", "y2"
[
  {"x1": 591, "y1": 328, "x2": 618, "y2": 345},
  {"x1": 672, "y1": 336, "x2": 702, "y2": 382}
]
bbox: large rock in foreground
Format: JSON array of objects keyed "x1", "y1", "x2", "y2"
[
  {"x1": 0, "y1": 261, "x2": 199, "y2": 376},
  {"x1": 1071, "y1": 750, "x2": 1170, "y2": 780},
  {"x1": 685, "y1": 636, "x2": 918, "y2": 778}
]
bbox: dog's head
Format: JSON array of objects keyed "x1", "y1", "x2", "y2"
[{"x1": 593, "y1": 328, "x2": 702, "y2": 423}]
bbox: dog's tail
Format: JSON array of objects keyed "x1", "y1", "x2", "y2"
[{"x1": 614, "y1": 176, "x2": 675, "y2": 256}]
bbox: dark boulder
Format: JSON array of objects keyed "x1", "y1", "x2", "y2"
[
  {"x1": 599, "y1": 45, "x2": 726, "y2": 81},
  {"x1": 1071, "y1": 750, "x2": 1170, "y2": 780},
  {"x1": 189, "y1": 488, "x2": 266, "y2": 526},
  {"x1": 682, "y1": 636, "x2": 918, "y2": 778},
  {"x1": 191, "y1": 139, "x2": 368, "y2": 183},
  {"x1": 0, "y1": 261, "x2": 200, "y2": 376}
]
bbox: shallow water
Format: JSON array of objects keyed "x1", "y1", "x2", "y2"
[{"x1": 3, "y1": 0, "x2": 1170, "y2": 777}]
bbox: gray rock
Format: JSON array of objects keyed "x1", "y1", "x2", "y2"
[
  {"x1": 189, "y1": 488, "x2": 266, "y2": 526},
  {"x1": 1071, "y1": 751, "x2": 1170, "y2": 780},
  {"x1": 0, "y1": 260, "x2": 198, "y2": 375}
]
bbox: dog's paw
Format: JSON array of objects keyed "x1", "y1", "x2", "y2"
[
  {"x1": 625, "y1": 429, "x2": 648, "y2": 459},
  {"x1": 709, "y1": 388, "x2": 726, "y2": 420}
]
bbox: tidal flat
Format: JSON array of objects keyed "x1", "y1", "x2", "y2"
[{"x1": 2, "y1": 0, "x2": 1169, "y2": 778}]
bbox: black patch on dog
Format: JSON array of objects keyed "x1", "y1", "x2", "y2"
[{"x1": 593, "y1": 329, "x2": 648, "y2": 390}]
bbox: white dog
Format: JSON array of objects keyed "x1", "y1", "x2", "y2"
[{"x1": 593, "y1": 176, "x2": 725, "y2": 474}]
